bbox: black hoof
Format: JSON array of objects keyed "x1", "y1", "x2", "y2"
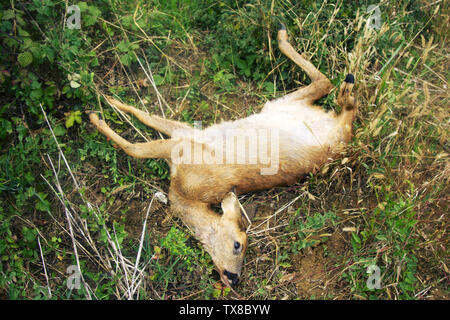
[
  {"x1": 344, "y1": 73, "x2": 355, "y2": 84},
  {"x1": 279, "y1": 22, "x2": 286, "y2": 30}
]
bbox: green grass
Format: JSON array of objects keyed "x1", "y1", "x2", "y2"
[{"x1": 0, "y1": 0, "x2": 448, "y2": 300}]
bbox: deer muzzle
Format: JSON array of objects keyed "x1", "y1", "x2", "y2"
[{"x1": 223, "y1": 270, "x2": 240, "y2": 286}]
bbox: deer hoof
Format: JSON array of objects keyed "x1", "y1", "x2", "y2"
[{"x1": 344, "y1": 73, "x2": 355, "y2": 84}]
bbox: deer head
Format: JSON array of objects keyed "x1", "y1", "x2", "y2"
[
  {"x1": 185, "y1": 192, "x2": 247, "y2": 286},
  {"x1": 214, "y1": 192, "x2": 248, "y2": 286}
]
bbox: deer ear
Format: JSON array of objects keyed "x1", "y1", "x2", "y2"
[{"x1": 221, "y1": 192, "x2": 241, "y2": 222}]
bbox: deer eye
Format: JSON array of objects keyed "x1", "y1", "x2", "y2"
[{"x1": 234, "y1": 241, "x2": 241, "y2": 250}]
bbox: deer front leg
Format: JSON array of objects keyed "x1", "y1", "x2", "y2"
[
  {"x1": 89, "y1": 112, "x2": 176, "y2": 159},
  {"x1": 105, "y1": 96, "x2": 193, "y2": 137},
  {"x1": 277, "y1": 26, "x2": 333, "y2": 102}
]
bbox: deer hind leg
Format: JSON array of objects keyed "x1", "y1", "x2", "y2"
[
  {"x1": 105, "y1": 96, "x2": 193, "y2": 137},
  {"x1": 89, "y1": 112, "x2": 176, "y2": 159},
  {"x1": 277, "y1": 26, "x2": 333, "y2": 103},
  {"x1": 337, "y1": 74, "x2": 358, "y2": 142},
  {"x1": 337, "y1": 74, "x2": 357, "y2": 111}
]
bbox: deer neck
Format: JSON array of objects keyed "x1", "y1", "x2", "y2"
[
  {"x1": 182, "y1": 205, "x2": 220, "y2": 247},
  {"x1": 169, "y1": 191, "x2": 220, "y2": 248}
]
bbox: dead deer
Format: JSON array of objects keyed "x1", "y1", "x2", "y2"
[{"x1": 89, "y1": 26, "x2": 358, "y2": 287}]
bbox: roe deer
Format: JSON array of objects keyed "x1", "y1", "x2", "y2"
[{"x1": 89, "y1": 26, "x2": 358, "y2": 287}]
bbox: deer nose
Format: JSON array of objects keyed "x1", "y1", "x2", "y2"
[{"x1": 223, "y1": 270, "x2": 239, "y2": 286}]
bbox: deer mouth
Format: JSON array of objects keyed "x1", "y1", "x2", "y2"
[{"x1": 222, "y1": 270, "x2": 240, "y2": 286}]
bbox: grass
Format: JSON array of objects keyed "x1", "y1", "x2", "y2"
[{"x1": 0, "y1": 0, "x2": 448, "y2": 300}]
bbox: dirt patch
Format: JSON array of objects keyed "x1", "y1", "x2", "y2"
[
  {"x1": 428, "y1": 288, "x2": 449, "y2": 300},
  {"x1": 293, "y1": 246, "x2": 328, "y2": 298},
  {"x1": 107, "y1": 193, "x2": 173, "y2": 242},
  {"x1": 292, "y1": 231, "x2": 350, "y2": 299},
  {"x1": 327, "y1": 231, "x2": 349, "y2": 258}
]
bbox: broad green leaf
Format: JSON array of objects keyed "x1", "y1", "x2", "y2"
[
  {"x1": 70, "y1": 80, "x2": 80, "y2": 88},
  {"x1": 18, "y1": 51, "x2": 33, "y2": 67},
  {"x1": 120, "y1": 54, "x2": 131, "y2": 66},
  {"x1": 117, "y1": 41, "x2": 129, "y2": 52},
  {"x1": 2, "y1": 9, "x2": 15, "y2": 20},
  {"x1": 65, "y1": 114, "x2": 75, "y2": 128},
  {"x1": 53, "y1": 125, "x2": 66, "y2": 136}
]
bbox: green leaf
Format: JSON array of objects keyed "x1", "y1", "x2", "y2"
[
  {"x1": 77, "y1": 2, "x2": 89, "y2": 12},
  {"x1": 99, "y1": 228, "x2": 108, "y2": 244},
  {"x1": 65, "y1": 114, "x2": 75, "y2": 128},
  {"x1": 88, "y1": 6, "x2": 101, "y2": 16},
  {"x1": 120, "y1": 54, "x2": 132, "y2": 66},
  {"x1": 53, "y1": 125, "x2": 66, "y2": 137},
  {"x1": 2, "y1": 9, "x2": 15, "y2": 20},
  {"x1": 65, "y1": 111, "x2": 82, "y2": 128},
  {"x1": 212, "y1": 288, "x2": 221, "y2": 298},
  {"x1": 153, "y1": 74, "x2": 164, "y2": 85},
  {"x1": 17, "y1": 27, "x2": 30, "y2": 37},
  {"x1": 36, "y1": 198, "x2": 50, "y2": 212},
  {"x1": 235, "y1": 58, "x2": 247, "y2": 70},
  {"x1": 122, "y1": 16, "x2": 133, "y2": 28},
  {"x1": 30, "y1": 88, "x2": 43, "y2": 100},
  {"x1": 44, "y1": 82, "x2": 58, "y2": 96},
  {"x1": 84, "y1": 15, "x2": 97, "y2": 27},
  {"x1": 74, "y1": 111, "x2": 82, "y2": 124},
  {"x1": 22, "y1": 226, "x2": 37, "y2": 242},
  {"x1": 35, "y1": 193, "x2": 50, "y2": 212},
  {"x1": 18, "y1": 51, "x2": 33, "y2": 67},
  {"x1": 352, "y1": 232, "x2": 361, "y2": 244},
  {"x1": 0, "y1": 119, "x2": 12, "y2": 140},
  {"x1": 62, "y1": 85, "x2": 70, "y2": 94},
  {"x1": 70, "y1": 80, "x2": 80, "y2": 88},
  {"x1": 263, "y1": 81, "x2": 275, "y2": 93},
  {"x1": 117, "y1": 41, "x2": 129, "y2": 53},
  {"x1": 85, "y1": 5, "x2": 101, "y2": 26},
  {"x1": 90, "y1": 57, "x2": 99, "y2": 67},
  {"x1": 29, "y1": 45, "x2": 44, "y2": 61}
]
